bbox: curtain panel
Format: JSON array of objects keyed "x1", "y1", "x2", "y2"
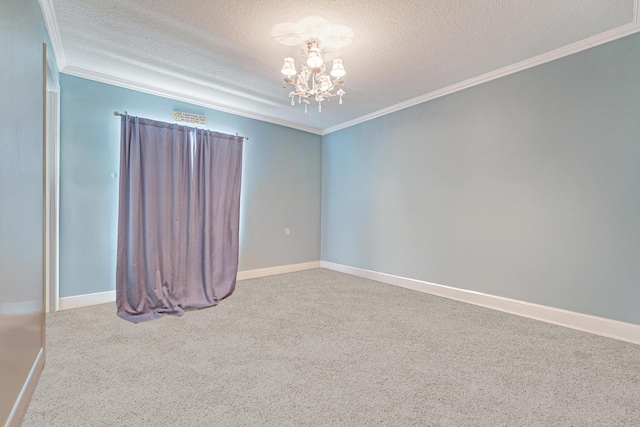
[{"x1": 116, "y1": 115, "x2": 243, "y2": 322}]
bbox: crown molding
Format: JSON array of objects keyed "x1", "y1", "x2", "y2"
[
  {"x1": 38, "y1": 0, "x2": 67, "y2": 69},
  {"x1": 322, "y1": 6, "x2": 640, "y2": 135},
  {"x1": 62, "y1": 66, "x2": 323, "y2": 135}
]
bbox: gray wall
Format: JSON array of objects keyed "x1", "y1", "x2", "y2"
[
  {"x1": 59, "y1": 75, "x2": 322, "y2": 298},
  {"x1": 322, "y1": 33, "x2": 640, "y2": 325},
  {"x1": 0, "y1": 0, "x2": 52, "y2": 423}
]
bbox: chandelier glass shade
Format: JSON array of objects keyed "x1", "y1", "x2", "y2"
[{"x1": 281, "y1": 38, "x2": 345, "y2": 112}]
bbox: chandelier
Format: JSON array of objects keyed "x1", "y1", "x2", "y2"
[{"x1": 280, "y1": 38, "x2": 346, "y2": 113}]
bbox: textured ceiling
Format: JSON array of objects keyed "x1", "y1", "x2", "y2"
[{"x1": 44, "y1": 0, "x2": 638, "y2": 133}]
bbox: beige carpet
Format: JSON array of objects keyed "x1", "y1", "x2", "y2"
[{"x1": 24, "y1": 269, "x2": 640, "y2": 426}]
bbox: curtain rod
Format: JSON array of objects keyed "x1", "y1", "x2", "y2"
[{"x1": 113, "y1": 111, "x2": 249, "y2": 140}]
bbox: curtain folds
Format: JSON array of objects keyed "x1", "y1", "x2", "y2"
[{"x1": 116, "y1": 115, "x2": 243, "y2": 322}]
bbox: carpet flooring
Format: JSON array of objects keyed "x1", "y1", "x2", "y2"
[{"x1": 23, "y1": 269, "x2": 640, "y2": 426}]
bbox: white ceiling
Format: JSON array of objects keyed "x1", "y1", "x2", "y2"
[{"x1": 42, "y1": 0, "x2": 639, "y2": 134}]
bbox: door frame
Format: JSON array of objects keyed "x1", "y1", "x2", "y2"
[{"x1": 44, "y1": 45, "x2": 60, "y2": 313}]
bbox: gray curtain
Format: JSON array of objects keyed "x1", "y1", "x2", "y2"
[{"x1": 116, "y1": 115, "x2": 243, "y2": 322}]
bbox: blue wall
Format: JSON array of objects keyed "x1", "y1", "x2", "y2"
[
  {"x1": 322, "y1": 33, "x2": 640, "y2": 325},
  {"x1": 59, "y1": 75, "x2": 322, "y2": 298}
]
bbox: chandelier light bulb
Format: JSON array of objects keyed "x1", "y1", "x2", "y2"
[
  {"x1": 306, "y1": 38, "x2": 324, "y2": 68},
  {"x1": 330, "y1": 59, "x2": 345, "y2": 78},
  {"x1": 306, "y1": 50, "x2": 323, "y2": 68},
  {"x1": 281, "y1": 57, "x2": 297, "y2": 76}
]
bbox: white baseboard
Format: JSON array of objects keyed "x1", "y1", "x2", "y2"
[
  {"x1": 59, "y1": 290, "x2": 116, "y2": 311},
  {"x1": 58, "y1": 261, "x2": 321, "y2": 310},
  {"x1": 320, "y1": 261, "x2": 640, "y2": 346},
  {"x1": 236, "y1": 261, "x2": 321, "y2": 281}
]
